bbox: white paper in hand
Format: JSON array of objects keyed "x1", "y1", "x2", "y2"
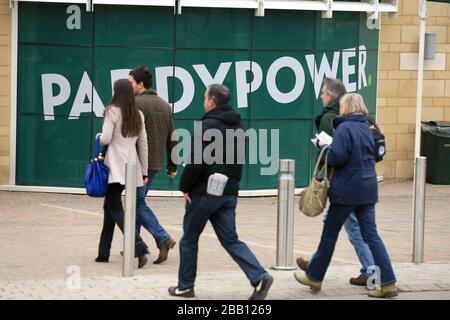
[{"x1": 316, "y1": 131, "x2": 333, "y2": 145}]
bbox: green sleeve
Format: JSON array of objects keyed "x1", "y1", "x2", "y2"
[{"x1": 318, "y1": 113, "x2": 336, "y2": 137}]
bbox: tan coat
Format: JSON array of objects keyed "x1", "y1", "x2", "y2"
[{"x1": 99, "y1": 106, "x2": 148, "y2": 187}]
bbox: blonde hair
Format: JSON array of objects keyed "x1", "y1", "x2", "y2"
[{"x1": 339, "y1": 93, "x2": 369, "y2": 117}]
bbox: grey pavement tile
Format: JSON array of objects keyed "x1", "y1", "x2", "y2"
[{"x1": 1, "y1": 181, "x2": 450, "y2": 299}]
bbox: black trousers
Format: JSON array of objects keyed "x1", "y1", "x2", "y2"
[{"x1": 98, "y1": 183, "x2": 148, "y2": 258}]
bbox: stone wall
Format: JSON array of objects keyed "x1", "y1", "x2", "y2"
[
  {"x1": 1, "y1": 1, "x2": 449, "y2": 184},
  {"x1": 378, "y1": 0, "x2": 450, "y2": 179},
  {"x1": 0, "y1": 0, "x2": 11, "y2": 184}
]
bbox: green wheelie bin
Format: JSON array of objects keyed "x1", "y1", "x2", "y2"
[{"x1": 421, "y1": 121, "x2": 450, "y2": 184}]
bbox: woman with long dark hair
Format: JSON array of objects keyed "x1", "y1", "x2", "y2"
[{"x1": 95, "y1": 79, "x2": 149, "y2": 268}]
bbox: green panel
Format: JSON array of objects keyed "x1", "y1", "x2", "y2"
[
  {"x1": 357, "y1": 50, "x2": 379, "y2": 114},
  {"x1": 150, "y1": 119, "x2": 194, "y2": 190},
  {"x1": 93, "y1": 46, "x2": 174, "y2": 110},
  {"x1": 173, "y1": 49, "x2": 251, "y2": 120},
  {"x1": 94, "y1": 5, "x2": 174, "y2": 48},
  {"x1": 252, "y1": 10, "x2": 315, "y2": 51},
  {"x1": 176, "y1": 8, "x2": 252, "y2": 49},
  {"x1": 249, "y1": 51, "x2": 315, "y2": 120},
  {"x1": 16, "y1": 3, "x2": 380, "y2": 190},
  {"x1": 316, "y1": 12, "x2": 360, "y2": 50},
  {"x1": 17, "y1": 44, "x2": 94, "y2": 186},
  {"x1": 359, "y1": 13, "x2": 380, "y2": 51},
  {"x1": 246, "y1": 120, "x2": 312, "y2": 189},
  {"x1": 16, "y1": 115, "x2": 92, "y2": 187},
  {"x1": 18, "y1": 44, "x2": 93, "y2": 117},
  {"x1": 19, "y1": 2, "x2": 93, "y2": 45}
]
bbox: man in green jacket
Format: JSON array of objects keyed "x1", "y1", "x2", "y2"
[
  {"x1": 296, "y1": 78, "x2": 376, "y2": 287},
  {"x1": 128, "y1": 66, "x2": 177, "y2": 264}
]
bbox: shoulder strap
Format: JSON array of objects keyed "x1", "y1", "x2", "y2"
[{"x1": 313, "y1": 146, "x2": 328, "y2": 178}]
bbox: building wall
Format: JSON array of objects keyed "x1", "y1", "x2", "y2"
[
  {"x1": 0, "y1": 1, "x2": 448, "y2": 185},
  {"x1": 378, "y1": 0, "x2": 450, "y2": 179},
  {"x1": 0, "y1": 0, "x2": 11, "y2": 184},
  {"x1": 13, "y1": 3, "x2": 378, "y2": 189}
]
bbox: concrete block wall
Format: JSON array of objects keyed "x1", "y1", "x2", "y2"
[
  {"x1": 0, "y1": 1, "x2": 449, "y2": 184},
  {"x1": 378, "y1": 0, "x2": 450, "y2": 179},
  {"x1": 0, "y1": 0, "x2": 10, "y2": 184}
]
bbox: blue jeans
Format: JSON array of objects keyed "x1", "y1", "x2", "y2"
[
  {"x1": 314, "y1": 212, "x2": 375, "y2": 276},
  {"x1": 307, "y1": 203, "x2": 396, "y2": 286},
  {"x1": 178, "y1": 195, "x2": 267, "y2": 290},
  {"x1": 136, "y1": 170, "x2": 170, "y2": 248},
  {"x1": 344, "y1": 212, "x2": 375, "y2": 277}
]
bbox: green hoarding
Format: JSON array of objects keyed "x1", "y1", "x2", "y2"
[{"x1": 16, "y1": 2, "x2": 379, "y2": 190}]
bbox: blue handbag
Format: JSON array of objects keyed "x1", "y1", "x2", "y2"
[{"x1": 85, "y1": 136, "x2": 109, "y2": 197}]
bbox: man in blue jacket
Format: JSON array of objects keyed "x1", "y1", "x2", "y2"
[{"x1": 168, "y1": 84, "x2": 273, "y2": 300}]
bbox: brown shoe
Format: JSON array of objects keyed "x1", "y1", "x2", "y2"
[
  {"x1": 296, "y1": 257, "x2": 310, "y2": 271},
  {"x1": 350, "y1": 274, "x2": 368, "y2": 286},
  {"x1": 153, "y1": 237, "x2": 176, "y2": 264}
]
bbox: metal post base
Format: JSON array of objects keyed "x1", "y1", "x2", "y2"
[{"x1": 270, "y1": 266, "x2": 297, "y2": 271}]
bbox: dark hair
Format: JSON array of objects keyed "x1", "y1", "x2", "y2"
[
  {"x1": 207, "y1": 84, "x2": 231, "y2": 106},
  {"x1": 107, "y1": 79, "x2": 142, "y2": 138},
  {"x1": 323, "y1": 78, "x2": 347, "y2": 101},
  {"x1": 129, "y1": 66, "x2": 153, "y2": 89}
]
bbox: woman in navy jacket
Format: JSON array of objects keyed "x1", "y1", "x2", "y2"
[{"x1": 294, "y1": 93, "x2": 398, "y2": 298}]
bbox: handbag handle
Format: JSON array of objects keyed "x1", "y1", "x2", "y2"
[
  {"x1": 313, "y1": 146, "x2": 328, "y2": 178},
  {"x1": 93, "y1": 135, "x2": 108, "y2": 159}
]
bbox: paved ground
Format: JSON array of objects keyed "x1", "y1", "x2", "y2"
[{"x1": 0, "y1": 180, "x2": 450, "y2": 300}]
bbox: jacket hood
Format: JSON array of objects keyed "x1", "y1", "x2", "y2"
[
  {"x1": 333, "y1": 113, "x2": 367, "y2": 129},
  {"x1": 202, "y1": 105, "x2": 241, "y2": 125}
]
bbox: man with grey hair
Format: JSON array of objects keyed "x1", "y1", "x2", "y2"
[
  {"x1": 315, "y1": 78, "x2": 347, "y2": 137},
  {"x1": 296, "y1": 78, "x2": 376, "y2": 287}
]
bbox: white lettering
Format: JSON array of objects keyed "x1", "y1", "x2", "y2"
[
  {"x1": 66, "y1": 5, "x2": 81, "y2": 30},
  {"x1": 235, "y1": 61, "x2": 263, "y2": 108},
  {"x1": 358, "y1": 45, "x2": 368, "y2": 90},
  {"x1": 155, "y1": 66, "x2": 195, "y2": 113},
  {"x1": 193, "y1": 62, "x2": 232, "y2": 87},
  {"x1": 306, "y1": 52, "x2": 340, "y2": 99},
  {"x1": 258, "y1": 129, "x2": 280, "y2": 176},
  {"x1": 66, "y1": 265, "x2": 81, "y2": 290},
  {"x1": 111, "y1": 69, "x2": 131, "y2": 93},
  {"x1": 203, "y1": 128, "x2": 223, "y2": 165},
  {"x1": 266, "y1": 56, "x2": 305, "y2": 104},
  {"x1": 42, "y1": 74, "x2": 71, "y2": 121},
  {"x1": 41, "y1": 45, "x2": 371, "y2": 120},
  {"x1": 342, "y1": 49, "x2": 357, "y2": 92},
  {"x1": 69, "y1": 71, "x2": 105, "y2": 120},
  {"x1": 171, "y1": 128, "x2": 190, "y2": 165}
]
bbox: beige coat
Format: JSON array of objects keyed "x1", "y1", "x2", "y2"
[{"x1": 99, "y1": 106, "x2": 148, "y2": 187}]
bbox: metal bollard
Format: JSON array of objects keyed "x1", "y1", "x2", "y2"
[
  {"x1": 123, "y1": 162, "x2": 137, "y2": 277},
  {"x1": 413, "y1": 156, "x2": 427, "y2": 264},
  {"x1": 272, "y1": 159, "x2": 296, "y2": 270}
]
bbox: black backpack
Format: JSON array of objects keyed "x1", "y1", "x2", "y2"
[{"x1": 367, "y1": 119, "x2": 386, "y2": 162}]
